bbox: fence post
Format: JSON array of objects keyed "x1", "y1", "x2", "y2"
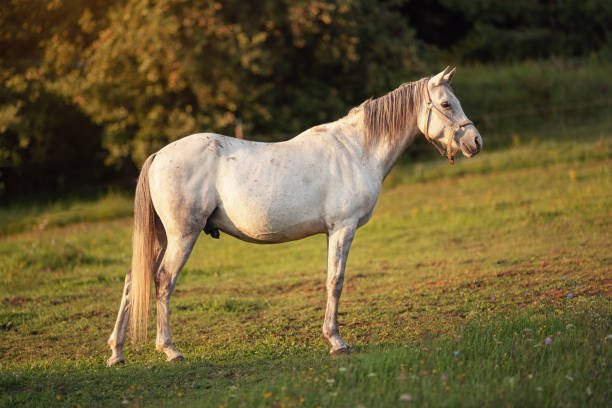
[{"x1": 235, "y1": 118, "x2": 243, "y2": 139}]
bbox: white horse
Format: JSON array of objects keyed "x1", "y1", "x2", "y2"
[{"x1": 107, "y1": 67, "x2": 482, "y2": 365}]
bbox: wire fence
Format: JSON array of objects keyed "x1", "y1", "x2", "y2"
[
  {"x1": 400, "y1": 97, "x2": 612, "y2": 158},
  {"x1": 475, "y1": 98, "x2": 612, "y2": 121}
]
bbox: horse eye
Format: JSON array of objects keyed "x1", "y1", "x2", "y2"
[{"x1": 441, "y1": 101, "x2": 451, "y2": 109}]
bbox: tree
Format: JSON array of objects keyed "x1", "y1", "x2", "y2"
[
  {"x1": 42, "y1": 0, "x2": 422, "y2": 167},
  {"x1": 0, "y1": 0, "x2": 119, "y2": 196}
]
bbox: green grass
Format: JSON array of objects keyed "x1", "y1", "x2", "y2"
[
  {"x1": 1, "y1": 310, "x2": 609, "y2": 407},
  {"x1": 0, "y1": 190, "x2": 133, "y2": 236},
  {"x1": 0, "y1": 121, "x2": 610, "y2": 407}
]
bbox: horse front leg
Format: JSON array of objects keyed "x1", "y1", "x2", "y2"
[
  {"x1": 107, "y1": 270, "x2": 132, "y2": 366},
  {"x1": 323, "y1": 224, "x2": 356, "y2": 355}
]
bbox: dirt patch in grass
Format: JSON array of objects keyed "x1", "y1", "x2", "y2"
[
  {"x1": 2, "y1": 296, "x2": 31, "y2": 306},
  {"x1": 581, "y1": 279, "x2": 612, "y2": 297}
]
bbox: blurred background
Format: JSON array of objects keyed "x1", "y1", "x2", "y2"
[{"x1": 1, "y1": 0, "x2": 611, "y2": 199}]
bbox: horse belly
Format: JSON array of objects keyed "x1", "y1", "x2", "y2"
[
  {"x1": 208, "y1": 203, "x2": 326, "y2": 244},
  {"x1": 208, "y1": 169, "x2": 327, "y2": 245}
]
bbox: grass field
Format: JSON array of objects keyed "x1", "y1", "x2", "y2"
[{"x1": 1, "y1": 121, "x2": 611, "y2": 407}]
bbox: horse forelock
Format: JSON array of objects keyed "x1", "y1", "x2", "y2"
[{"x1": 360, "y1": 78, "x2": 427, "y2": 152}]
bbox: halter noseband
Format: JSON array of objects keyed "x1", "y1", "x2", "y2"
[{"x1": 422, "y1": 79, "x2": 473, "y2": 164}]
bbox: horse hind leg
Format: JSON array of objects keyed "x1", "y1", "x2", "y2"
[
  {"x1": 107, "y1": 219, "x2": 166, "y2": 366},
  {"x1": 107, "y1": 270, "x2": 132, "y2": 366},
  {"x1": 154, "y1": 230, "x2": 199, "y2": 361}
]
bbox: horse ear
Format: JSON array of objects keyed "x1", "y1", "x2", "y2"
[
  {"x1": 430, "y1": 66, "x2": 450, "y2": 86},
  {"x1": 444, "y1": 67, "x2": 457, "y2": 83}
]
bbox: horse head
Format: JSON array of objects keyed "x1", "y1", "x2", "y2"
[{"x1": 418, "y1": 67, "x2": 482, "y2": 163}]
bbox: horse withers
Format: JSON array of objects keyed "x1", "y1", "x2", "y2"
[{"x1": 107, "y1": 67, "x2": 482, "y2": 365}]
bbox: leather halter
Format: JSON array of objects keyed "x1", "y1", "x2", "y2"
[{"x1": 422, "y1": 79, "x2": 473, "y2": 164}]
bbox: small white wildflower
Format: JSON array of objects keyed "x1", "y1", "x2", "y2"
[
  {"x1": 368, "y1": 372, "x2": 377, "y2": 377},
  {"x1": 503, "y1": 376, "x2": 517, "y2": 388},
  {"x1": 399, "y1": 393, "x2": 413, "y2": 402}
]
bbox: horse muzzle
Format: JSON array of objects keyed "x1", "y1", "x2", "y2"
[{"x1": 459, "y1": 128, "x2": 482, "y2": 157}]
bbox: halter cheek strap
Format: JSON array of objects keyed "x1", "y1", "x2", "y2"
[{"x1": 423, "y1": 79, "x2": 473, "y2": 165}]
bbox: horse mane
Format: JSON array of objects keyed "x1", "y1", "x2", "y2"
[{"x1": 359, "y1": 78, "x2": 427, "y2": 151}]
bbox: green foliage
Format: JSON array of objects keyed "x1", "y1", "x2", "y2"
[
  {"x1": 1, "y1": 0, "x2": 423, "y2": 194},
  {"x1": 41, "y1": 0, "x2": 421, "y2": 166},
  {"x1": 2, "y1": 1, "x2": 612, "y2": 197},
  {"x1": 436, "y1": 0, "x2": 612, "y2": 61},
  {"x1": 0, "y1": 73, "x2": 107, "y2": 196},
  {"x1": 0, "y1": 0, "x2": 120, "y2": 196}
]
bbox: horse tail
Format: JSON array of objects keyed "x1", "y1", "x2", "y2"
[{"x1": 129, "y1": 153, "x2": 158, "y2": 343}]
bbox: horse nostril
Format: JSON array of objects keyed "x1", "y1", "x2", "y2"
[{"x1": 474, "y1": 136, "x2": 481, "y2": 150}]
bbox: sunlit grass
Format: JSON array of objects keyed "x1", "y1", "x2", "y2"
[
  {"x1": 0, "y1": 124, "x2": 610, "y2": 406},
  {"x1": 0, "y1": 190, "x2": 133, "y2": 236}
]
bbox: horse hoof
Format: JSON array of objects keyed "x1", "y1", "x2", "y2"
[
  {"x1": 168, "y1": 354, "x2": 184, "y2": 362},
  {"x1": 107, "y1": 356, "x2": 125, "y2": 366},
  {"x1": 330, "y1": 346, "x2": 351, "y2": 356}
]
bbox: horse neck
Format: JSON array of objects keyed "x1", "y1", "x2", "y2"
[
  {"x1": 338, "y1": 110, "x2": 420, "y2": 181},
  {"x1": 374, "y1": 121, "x2": 421, "y2": 180}
]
